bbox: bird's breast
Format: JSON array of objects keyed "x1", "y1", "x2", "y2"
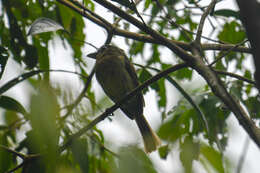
[{"x1": 95, "y1": 55, "x2": 133, "y2": 101}]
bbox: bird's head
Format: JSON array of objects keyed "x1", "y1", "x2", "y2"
[{"x1": 87, "y1": 45, "x2": 124, "y2": 60}]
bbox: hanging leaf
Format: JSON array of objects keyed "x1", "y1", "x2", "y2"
[
  {"x1": 0, "y1": 95, "x2": 27, "y2": 114},
  {"x1": 71, "y1": 138, "x2": 89, "y2": 173},
  {"x1": 27, "y1": 17, "x2": 65, "y2": 35},
  {"x1": 0, "y1": 46, "x2": 8, "y2": 79}
]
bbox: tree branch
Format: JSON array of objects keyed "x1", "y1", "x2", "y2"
[
  {"x1": 0, "y1": 144, "x2": 26, "y2": 159},
  {"x1": 215, "y1": 70, "x2": 257, "y2": 86},
  {"x1": 195, "y1": 0, "x2": 217, "y2": 45},
  {"x1": 59, "y1": 63, "x2": 188, "y2": 152},
  {"x1": 236, "y1": 0, "x2": 260, "y2": 90},
  {"x1": 57, "y1": 0, "x2": 260, "y2": 149},
  {"x1": 209, "y1": 40, "x2": 248, "y2": 67},
  {"x1": 0, "y1": 69, "x2": 88, "y2": 95},
  {"x1": 0, "y1": 145, "x2": 41, "y2": 173},
  {"x1": 57, "y1": 0, "x2": 251, "y2": 54}
]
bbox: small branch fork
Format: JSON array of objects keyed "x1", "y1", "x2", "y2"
[{"x1": 0, "y1": 144, "x2": 40, "y2": 173}]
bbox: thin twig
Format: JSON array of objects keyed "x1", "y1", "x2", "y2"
[
  {"x1": 88, "y1": 134, "x2": 119, "y2": 157},
  {"x1": 195, "y1": 0, "x2": 217, "y2": 45},
  {"x1": 209, "y1": 40, "x2": 248, "y2": 67},
  {"x1": 0, "y1": 144, "x2": 26, "y2": 159},
  {"x1": 5, "y1": 154, "x2": 41, "y2": 173},
  {"x1": 215, "y1": 70, "x2": 257, "y2": 86},
  {"x1": 57, "y1": 0, "x2": 110, "y2": 31},
  {"x1": 57, "y1": 0, "x2": 252, "y2": 54},
  {"x1": 193, "y1": 0, "x2": 216, "y2": 30},
  {"x1": 6, "y1": 162, "x2": 25, "y2": 173},
  {"x1": 69, "y1": 0, "x2": 111, "y2": 27},
  {"x1": 0, "y1": 69, "x2": 88, "y2": 95},
  {"x1": 154, "y1": 0, "x2": 192, "y2": 41},
  {"x1": 130, "y1": 0, "x2": 146, "y2": 26}
]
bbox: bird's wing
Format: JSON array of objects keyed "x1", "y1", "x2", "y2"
[{"x1": 123, "y1": 55, "x2": 145, "y2": 107}]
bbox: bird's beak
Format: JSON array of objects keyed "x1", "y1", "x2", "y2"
[{"x1": 87, "y1": 52, "x2": 97, "y2": 59}]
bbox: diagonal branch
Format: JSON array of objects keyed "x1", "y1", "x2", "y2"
[
  {"x1": 0, "y1": 144, "x2": 26, "y2": 159},
  {"x1": 59, "y1": 63, "x2": 188, "y2": 152},
  {"x1": 195, "y1": 0, "x2": 217, "y2": 45},
  {"x1": 236, "y1": 0, "x2": 260, "y2": 90},
  {"x1": 209, "y1": 39, "x2": 249, "y2": 67},
  {"x1": 215, "y1": 70, "x2": 257, "y2": 86}
]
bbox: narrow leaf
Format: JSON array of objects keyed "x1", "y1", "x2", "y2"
[
  {"x1": 213, "y1": 9, "x2": 240, "y2": 19},
  {"x1": 0, "y1": 70, "x2": 42, "y2": 95},
  {"x1": 0, "y1": 96, "x2": 26, "y2": 114},
  {"x1": 0, "y1": 46, "x2": 8, "y2": 79},
  {"x1": 27, "y1": 17, "x2": 65, "y2": 35}
]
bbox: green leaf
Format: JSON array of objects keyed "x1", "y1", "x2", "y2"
[
  {"x1": 28, "y1": 84, "x2": 60, "y2": 170},
  {"x1": 213, "y1": 9, "x2": 240, "y2": 19},
  {"x1": 166, "y1": 0, "x2": 180, "y2": 5},
  {"x1": 157, "y1": 79, "x2": 166, "y2": 107},
  {"x1": 158, "y1": 145, "x2": 170, "y2": 159},
  {"x1": 174, "y1": 67, "x2": 193, "y2": 80},
  {"x1": 71, "y1": 138, "x2": 89, "y2": 173},
  {"x1": 142, "y1": 65, "x2": 208, "y2": 133},
  {"x1": 56, "y1": 3, "x2": 85, "y2": 63},
  {"x1": 0, "y1": 134, "x2": 13, "y2": 173},
  {"x1": 244, "y1": 70, "x2": 252, "y2": 80},
  {"x1": 158, "y1": 110, "x2": 189, "y2": 142},
  {"x1": 129, "y1": 41, "x2": 145, "y2": 56},
  {"x1": 180, "y1": 136, "x2": 200, "y2": 172},
  {"x1": 200, "y1": 145, "x2": 224, "y2": 173},
  {"x1": 138, "y1": 68, "x2": 159, "y2": 93},
  {"x1": 243, "y1": 97, "x2": 260, "y2": 119},
  {"x1": 230, "y1": 80, "x2": 243, "y2": 99},
  {"x1": 200, "y1": 94, "x2": 229, "y2": 148},
  {"x1": 0, "y1": 95, "x2": 26, "y2": 114},
  {"x1": 218, "y1": 21, "x2": 246, "y2": 44},
  {"x1": 0, "y1": 46, "x2": 8, "y2": 79},
  {"x1": 148, "y1": 44, "x2": 160, "y2": 65},
  {"x1": 116, "y1": 147, "x2": 157, "y2": 173},
  {"x1": 165, "y1": 77, "x2": 209, "y2": 134},
  {"x1": 144, "y1": 0, "x2": 151, "y2": 10}
]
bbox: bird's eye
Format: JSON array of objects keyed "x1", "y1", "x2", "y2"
[{"x1": 99, "y1": 45, "x2": 108, "y2": 53}]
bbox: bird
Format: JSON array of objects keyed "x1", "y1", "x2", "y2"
[{"x1": 88, "y1": 45, "x2": 161, "y2": 153}]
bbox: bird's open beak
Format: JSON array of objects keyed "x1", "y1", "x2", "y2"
[{"x1": 87, "y1": 52, "x2": 97, "y2": 59}]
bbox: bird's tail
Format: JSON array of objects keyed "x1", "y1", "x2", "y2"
[{"x1": 135, "y1": 115, "x2": 161, "y2": 153}]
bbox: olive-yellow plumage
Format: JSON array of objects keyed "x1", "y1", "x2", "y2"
[{"x1": 91, "y1": 45, "x2": 161, "y2": 153}]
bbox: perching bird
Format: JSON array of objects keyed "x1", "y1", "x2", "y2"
[{"x1": 88, "y1": 45, "x2": 161, "y2": 153}]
